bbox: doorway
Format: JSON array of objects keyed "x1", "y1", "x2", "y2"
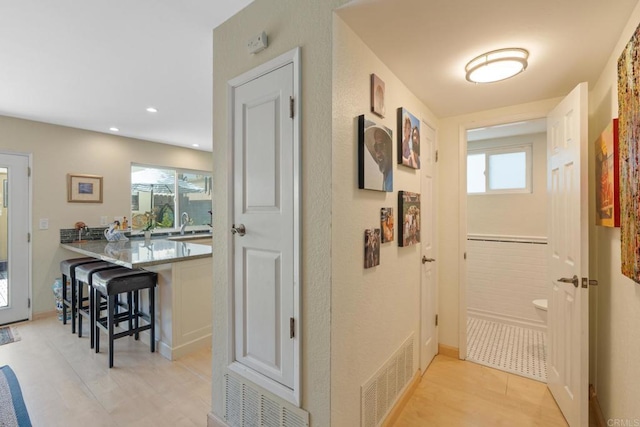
[
  {"x1": 461, "y1": 119, "x2": 549, "y2": 382},
  {"x1": 0, "y1": 152, "x2": 31, "y2": 325}
]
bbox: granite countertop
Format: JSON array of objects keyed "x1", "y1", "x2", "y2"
[{"x1": 60, "y1": 237, "x2": 212, "y2": 268}]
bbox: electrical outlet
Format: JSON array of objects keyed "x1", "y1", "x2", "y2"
[
  {"x1": 100, "y1": 216, "x2": 108, "y2": 226},
  {"x1": 39, "y1": 218, "x2": 49, "y2": 230}
]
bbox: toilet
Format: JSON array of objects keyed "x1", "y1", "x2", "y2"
[{"x1": 533, "y1": 299, "x2": 548, "y2": 323}]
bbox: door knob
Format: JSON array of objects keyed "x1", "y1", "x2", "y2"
[
  {"x1": 422, "y1": 256, "x2": 436, "y2": 264},
  {"x1": 557, "y1": 275, "x2": 579, "y2": 288},
  {"x1": 231, "y1": 224, "x2": 246, "y2": 236}
]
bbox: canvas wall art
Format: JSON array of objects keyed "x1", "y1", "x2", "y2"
[
  {"x1": 370, "y1": 74, "x2": 385, "y2": 118},
  {"x1": 358, "y1": 115, "x2": 393, "y2": 192},
  {"x1": 397, "y1": 108, "x2": 420, "y2": 169},
  {"x1": 618, "y1": 22, "x2": 640, "y2": 282},
  {"x1": 381, "y1": 207, "x2": 394, "y2": 243},
  {"x1": 364, "y1": 228, "x2": 381, "y2": 269},
  {"x1": 398, "y1": 191, "x2": 420, "y2": 247},
  {"x1": 595, "y1": 118, "x2": 620, "y2": 228}
]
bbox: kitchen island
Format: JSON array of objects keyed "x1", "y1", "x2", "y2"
[{"x1": 61, "y1": 237, "x2": 212, "y2": 360}]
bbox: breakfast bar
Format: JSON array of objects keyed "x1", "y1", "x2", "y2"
[{"x1": 61, "y1": 236, "x2": 213, "y2": 360}]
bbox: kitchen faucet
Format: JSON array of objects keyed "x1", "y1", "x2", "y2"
[{"x1": 180, "y1": 212, "x2": 190, "y2": 235}]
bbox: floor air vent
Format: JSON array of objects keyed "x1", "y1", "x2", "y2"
[
  {"x1": 224, "y1": 371, "x2": 309, "y2": 427},
  {"x1": 361, "y1": 334, "x2": 414, "y2": 427}
]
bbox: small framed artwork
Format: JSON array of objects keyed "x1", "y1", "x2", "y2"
[
  {"x1": 381, "y1": 207, "x2": 394, "y2": 243},
  {"x1": 67, "y1": 173, "x2": 103, "y2": 203},
  {"x1": 398, "y1": 191, "x2": 420, "y2": 247},
  {"x1": 397, "y1": 107, "x2": 421, "y2": 169},
  {"x1": 364, "y1": 228, "x2": 381, "y2": 269},
  {"x1": 370, "y1": 74, "x2": 385, "y2": 118},
  {"x1": 358, "y1": 115, "x2": 393, "y2": 192},
  {"x1": 595, "y1": 118, "x2": 620, "y2": 227}
]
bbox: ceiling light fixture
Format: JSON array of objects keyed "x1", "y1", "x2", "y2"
[
  {"x1": 192, "y1": 144, "x2": 200, "y2": 148},
  {"x1": 109, "y1": 127, "x2": 119, "y2": 132},
  {"x1": 465, "y1": 48, "x2": 529, "y2": 84},
  {"x1": 146, "y1": 107, "x2": 158, "y2": 113}
]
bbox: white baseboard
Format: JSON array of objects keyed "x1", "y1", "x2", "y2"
[
  {"x1": 207, "y1": 412, "x2": 228, "y2": 427},
  {"x1": 468, "y1": 308, "x2": 547, "y2": 332}
]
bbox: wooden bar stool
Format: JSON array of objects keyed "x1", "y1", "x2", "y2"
[
  {"x1": 59, "y1": 257, "x2": 96, "y2": 333},
  {"x1": 92, "y1": 268, "x2": 157, "y2": 368},
  {"x1": 74, "y1": 261, "x2": 120, "y2": 348}
]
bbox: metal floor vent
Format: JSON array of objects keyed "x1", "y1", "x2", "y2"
[
  {"x1": 224, "y1": 371, "x2": 309, "y2": 427},
  {"x1": 361, "y1": 334, "x2": 415, "y2": 427}
]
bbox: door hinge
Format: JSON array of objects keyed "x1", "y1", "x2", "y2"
[
  {"x1": 28, "y1": 298, "x2": 31, "y2": 308},
  {"x1": 435, "y1": 150, "x2": 439, "y2": 162},
  {"x1": 290, "y1": 317, "x2": 295, "y2": 339},
  {"x1": 27, "y1": 233, "x2": 31, "y2": 243},
  {"x1": 435, "y1": 314, "x2": 438, "y2": 326},
  {"x1": 289, "y1": 96, "x2": 294, "y2": 119},
  {"x1": 464, "y1": 252, "x2": 467, "y2": 260},
  {"x1": 27, "y1": 167, "x2": 31, "y2": 177}
]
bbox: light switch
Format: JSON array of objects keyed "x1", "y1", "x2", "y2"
[
  {"x1": 39, "y1": 218, "x2": 49, "y2": 230},
  {"x1": 100, "y1": 216, "x2": 108, "y2": 226}
]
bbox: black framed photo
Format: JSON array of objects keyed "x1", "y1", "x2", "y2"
[
  {"x1": 397, "y1": 108, "x2": 421, "y2": 169},
  {"x1": 398, "y1": 191, "x2": 420, "y2": 247},
  {"x1": 358, "y1": 115, "x2": 393, "y2": 192}
]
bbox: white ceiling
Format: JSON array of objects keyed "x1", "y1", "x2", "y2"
[
  {"x1": 1, "y1": 1, "x2": 637, "y2": 152},
  {"x1": 0, "y1": 0, "x2": 253, "y2": 152},
  {"x1": 338, "y1": 0, "x2": 638, "y2": 118}
]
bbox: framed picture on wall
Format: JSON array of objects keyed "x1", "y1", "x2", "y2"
[
  {"x1": 381, "y1": 207, "x2": 394, "y2": 243},
  {"x1": 595, "y1": 118, "x2": 620, "y2": 227},
  {"x1": 364, "y1": 228, "x2": 381, "y2": 268},
  {"x1": 67, "y1": 173, "x2": 103, "y2": 203},
  {"x1": 397, "y1": 108, "x2": 421, "y2": 169},
  {"x1": 398, "y1": 191, "x2": 420, "y2": 247},
  {"x1": 358, "y1": 115, "x2": 393, "y2": 192},
  {"x1": 370, "y1": 74, "x2": 386, "y2": 118}
]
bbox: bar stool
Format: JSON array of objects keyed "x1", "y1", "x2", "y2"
[
  {"x1": 59, "y1": 257, "x2": 96, "y2": 333},
  {"x1": 92, "y1": 268, "x2": 157, "y2": 368},
  {"x1": 74, "y1": 260, "x2": 120, "y2": 348}
]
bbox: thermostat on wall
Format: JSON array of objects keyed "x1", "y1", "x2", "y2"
[{"x1": 247, "y1": 31, "x2": 268, "y2": 54}]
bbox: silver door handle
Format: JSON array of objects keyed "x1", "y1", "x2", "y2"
[
  {"x1": 422, "y1": 256, "x2": 436, "y2": 264},
  {"x1": 231, "y1": 224, "x2": 246, "y2": 236},
  {"x1": 557, "y1": 275, "x2": 579, "y2": 288}
]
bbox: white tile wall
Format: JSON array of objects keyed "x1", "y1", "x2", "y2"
[{"x1": 467, "y1": 236, "x2": 548, "y2": 329}]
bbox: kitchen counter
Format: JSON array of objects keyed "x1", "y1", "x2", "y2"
[{"x1": 60, "y1": 237, "x2": 211, "y2": 268}]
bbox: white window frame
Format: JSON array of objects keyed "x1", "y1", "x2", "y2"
[{"x1": 467, "y1": 144, "x2": 532, "y2": 195}]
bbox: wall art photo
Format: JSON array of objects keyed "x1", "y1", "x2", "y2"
[
  {"x1": 397, "y1": 108, "x2": 420, "y2": 169},
  {"x1": 398, "y1": 191, "x2": 420, "y2": 247},
  {"x1": 595, "y1": 118, "x2": 620, "y2": 228},
  {"x1": 619, "y1": 22, "x2": 640, "y2": 282},
  {"x1": 364, "y1": 228, "x2": 381, "y2": 269},
  {"x1": 67, "y1": 173, "x2": 103, "y2": 203},
  {"x1": 380, "y1": 207, "x2": 394, "y2": 243},
  {"x1": 370, "y1": 74, "x2": 385, "y2": 118},
  {"x1": 358, "y1": 115, "x2": 393, "y2": 192}
]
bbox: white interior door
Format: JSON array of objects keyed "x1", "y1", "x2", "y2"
[
  {"x1": 547, "y1": 82, "x2": 588, "y2": 426},
  {"x1": 229, "y1": 48, "x2": 300, "y2": 405},
  {"x1": 0, "y1": 152, "x2": 30, "y2": 325},
  {"x1": 420, "y1": 120, "x2": 437, "y2": 373}
]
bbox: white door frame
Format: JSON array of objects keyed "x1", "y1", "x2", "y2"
[
  {"x1": 457, "y1": 111, "x2": 550, "y2": 359},
  {"x1": 226, "y1": 47, "x2": 301, "y2": 406}
]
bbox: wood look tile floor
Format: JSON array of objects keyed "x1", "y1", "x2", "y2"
[
  {"x1": 0, "y1": 314, "x2": 211, "y2": 426},
  {"x1": 393, "y1": 355, "x2": 569, "y2": 427}
]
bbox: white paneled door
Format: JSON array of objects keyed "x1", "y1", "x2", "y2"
[
  {"x1": 546, "y1": 82, "x2": 589, "y2": 427},
  {"x1": 420, "y1": 120, "x2": 438, "y2": 373},
  {"x1": 229, "y1": 48, "x2": 301, "y2": 405},
  {"x1": 0, "y1": 153, "x2": 30, "y2": 325}
]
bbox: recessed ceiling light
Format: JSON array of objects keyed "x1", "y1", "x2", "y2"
[
  {"x1": 192, "y1": 144, "x2": 200, "y2": 147},
  {"x1": 146, "y1": 107, "x2": 158, "y2": 113},
  {"x1": 465, "y1": 48, "x2": 529, "y2": 84},
  {"x1": 109, "y1": 127, "x2": 119, "y2": 132}
]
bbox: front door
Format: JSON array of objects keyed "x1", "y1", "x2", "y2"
[
  {"x1": 420, "y1": 120, "x2": 438, "y2": 372},
  {"x1": 547, "y1": 82, "x2": 589, "y2": 426},
  {"x1": 229, "y1": 48, "x2": 301, "y2": 404},
  {"x1": 0, "y1": 152, "x2": 30, "y2": 325}
]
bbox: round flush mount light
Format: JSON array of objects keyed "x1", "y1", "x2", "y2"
[
  {"x1": 146, "y1": 107, "x2": 158, "y2": 113},
  {"x1": 109, "y1": 127, "x2": 119, "y2": 132},
  {"x1": 465, "y1": 48, "x2": 529, "y2": 83}
]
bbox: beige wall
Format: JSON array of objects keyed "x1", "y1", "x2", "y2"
[
  {"x1": 467, "y1": 132, "x2": 547, "y2": 237},
  {"x1": 212, "y1": 0, "x2": 350, "y2": 424},
  {"x1": 589, "y1": 1, "x2": 640, "y2": 419},
  {"x1": 331, "y1": 16, "x2": 438, "y2": 426},
  {"x1": 0, "y1": 115, "x2": 211, "y2": 315}
]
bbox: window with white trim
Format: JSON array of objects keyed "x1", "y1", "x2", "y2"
[{"x1": 467, "y1": 144, "x2": 532, "y2": 194}]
